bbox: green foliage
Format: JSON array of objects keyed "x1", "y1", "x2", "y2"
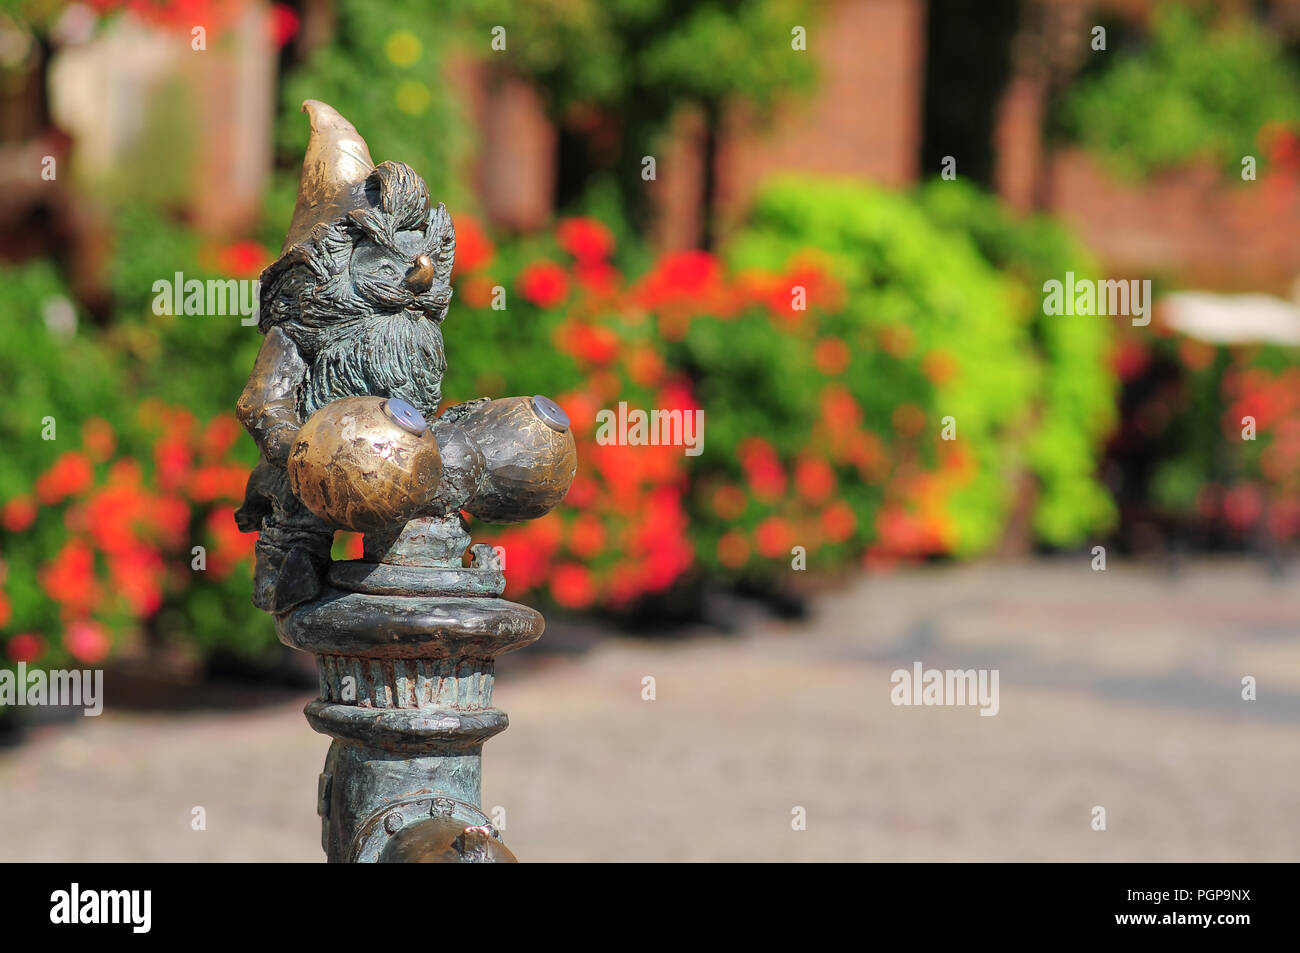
[
  {"x1": 0, "y1": 250, "x2": 271, "y2": 675},
  {"x1": 916, "y1": 179, "x2": 1118, "y2": 545},
  {"x1": 0, "y1": 261, "x2": 127, "y2": 501},
  {"x1": 711, "y1": 177, "x2": 1118, "y2": 556},
  {"x1": 463, "y1": 0, "x2": 815, "y2": 115},
  {"x1": 276, "y1": 0, "x2": 472, "y2": 210},
  {"x1": 717, "y1": 179, "x2": 1030, "y2": 557},
  {"x1": 106, "y1": 206, "x2": 265, "y2": 426},
  {"x1": 1060, "y1": 5, "x2": 1300, "y2": 179}
]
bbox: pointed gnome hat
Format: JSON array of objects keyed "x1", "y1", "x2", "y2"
[{"x1": 281, "y1": 100, "x2": 376, "y2": 252}]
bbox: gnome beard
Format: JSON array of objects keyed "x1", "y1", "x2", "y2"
[{"x1": 294, "y1": 293, "x2": 448, "y2": 423}]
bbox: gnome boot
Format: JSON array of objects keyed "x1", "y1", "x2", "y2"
[
  {"x1": 251, "y1": 539, "x2": 286, "y2": 612},
  {"x1": 272, "y1": 544, "x2": 324, "y2": 614}
]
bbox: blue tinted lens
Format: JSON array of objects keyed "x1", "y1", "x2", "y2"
[{"x1": 383, "y1": 397, "x2": 428, "y2": 435}]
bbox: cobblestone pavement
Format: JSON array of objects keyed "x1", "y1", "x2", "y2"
[{"x1": 2, "y1": 558, "x2": 1298, "y2": 862}]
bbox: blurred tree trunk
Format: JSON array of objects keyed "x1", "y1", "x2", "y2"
[{"x1": 700, "y1": 99, "x2": 720, "y2": 251}]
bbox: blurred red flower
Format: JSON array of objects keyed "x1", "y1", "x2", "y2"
[
  {"x1": 452, "y1": 216, "x2": 495, "y2": 275},
  {"x1": 550, "y1": 564, "x2": 595, "y2": 609},
  {"x1": 575, "y1": 260, "x2": 619, "y2": 295},
  {"x1": 206, "y1": 505, "x2": 257, "y2": 577},
  {"x1": 218, "y1": 240, "x2": 270, "y2": 279},
  {"x1": 1224, "y1": 484, "x2": 1263, "y2": 530},
  {"x1": 711, "y1": 485, "x2": 748, "y2": 521},
  {"x1": 556, "y1": 321, "x2": 620, "y2": 365},
  {"x1": 563, "y1": 474, "x2": 599, "y2": 508},
  {"x1": 36, "y1": 452, "x2": 94, "y2": 505},
  {"x1": 200, "y1": 416, "x2": 240, "y2": 461},
  {"x1": 1112, "y1": 338, "x2": 1150, "y2": 382},
  {"x1": 638, "y1": 251, "x2": 720, "y2": 303},
  {"x1": 557, "y1": 217, "x2": 615, "y2": 263},
  {"x1": 65, "y1": 619, "x2": 109, "y2": 664},
  {"x1": 814, "y1": 338, "x2": 850, "y2": 375},
  {"x1": 82, "y1": 418, "x2": 117, "y2": 463},
  {"x1": 41, "y1": 540, "x2": 99, "y2": 614},
  {"x1": 820, "y1": 384, "x2": 863, "y2": 431},
  {"x1": 717, "y1": 531, "x2": 750, "y2": 568},
  {"x1": 154, "y1": 437, "x2": 193, "y2": 492},
  {"x1": 1178, "y1": 338, "x2": 1216, "y2": 372},
  {"x1": 739, "y1": 437, "x2": 787, "y2": 501},
  {"x1": 270, "y1": 3, "x2": 300, "y2": 47},
  {"x1": 518, "y1": 261, "x2": 569, "y2": 308},
  {"x1": 625, "y1": 345, "x2": 664, "y2": 387},
  {"x1": 112, "y1": 546, "x2": 165, "y2": 617},
  {"x1": 921, "y1": 349, "x2": 958, "y2": 385},
  {"x1": 755, "y1": 516, "x2": 794, "y2": 559},
  {"x1": 6, "y1": 633, "x2": 43, "y2": 663},
  {"x1": 457, "y1": 274, "x2": 497, "y2": 308},
  {"x1": 820, "y1": 501, "x2": 857, "y2": 543},
  {"x1": 879, "y1": 325, "x2": 915, "y2": 359},
  {"x1": 567, "y1": 514, "x2": 606, "y2": 559},
  {"x1": 891, "y1": 403, "x2": 927, "y2": 438},
  {"x1": 795, "y1": 457, "x2": 835, "y2": 503},
  {"x1": 2, "y1": 496, "x2": 37, "y2": 533}
]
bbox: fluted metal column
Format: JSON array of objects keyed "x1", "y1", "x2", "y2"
[{"x1": 276, "y1": 514, "x2": 540, "y2": 862}]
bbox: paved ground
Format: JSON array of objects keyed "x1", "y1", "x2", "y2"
[{"x1": 2, "y1": 558, "x2": 1298, "y2": 862}]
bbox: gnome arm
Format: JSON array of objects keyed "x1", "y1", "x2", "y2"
[{"x1": 236, "y1": 325, "x2": 308, "y2": 466}]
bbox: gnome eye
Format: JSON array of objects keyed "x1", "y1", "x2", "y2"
[
  {"x1": 350, "y1": 242, "x2": 404, "y2": 279},
  {"x1": 394, "y1": 228, "x2": 428, "y2": 258}
]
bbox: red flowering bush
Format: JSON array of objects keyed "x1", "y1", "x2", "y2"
[
  {"x1": 446, "y1": 184, "x2": 1116, "y2": 603},
  {"x1": 87, "y1": 0, "x2": 300, "y2": 48},
  {"x1": 1, "y1": 401, "x2": 262, "y2": 668},
  {"x1": 0, "y1": 256, "x2": 271, "y2": 671},
  {"x1": 1118, "y1": 319, "x2": 1300, "y2": 545},
  {"x1": 1, "y1": 181, "x2": 1118, "y2": 671}
]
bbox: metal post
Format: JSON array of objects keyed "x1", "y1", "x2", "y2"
[{"x1": 279, "y1": 514, "x2": 540, "y2": 863}]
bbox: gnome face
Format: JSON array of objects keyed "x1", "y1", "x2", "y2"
[{"x1": 342, "y1": 174, "x2": 453, "y2": 322}]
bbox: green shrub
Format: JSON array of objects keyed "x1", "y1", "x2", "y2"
[
  {"x1": 916, "y1": 180, "x2": 1118, "y2": 545},
  {"x1": 1060, "y1": 5, "x2": 1300, "y2": 180}
]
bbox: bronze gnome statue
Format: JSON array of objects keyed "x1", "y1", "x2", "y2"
[{"x1": 234, "y1": 101, "x2": 576, "y2": 862}]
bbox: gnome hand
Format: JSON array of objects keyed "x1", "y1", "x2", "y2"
[
  {"x1": 438, "y1": 397, "x2": 491, "y2": 425},
  {"x1": 264, "y1": 423, "x2": 299, "y2": 467},
  {"x1": 236, "y1": 326, "x2": 309, "y2": 469}
]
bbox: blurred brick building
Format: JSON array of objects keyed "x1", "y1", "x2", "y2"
[
  {"x1": 463, "y1": 0, "x2": 1300, "y2": 294},
  {"x1": 463, "y1": 0, "x2": 927, "y2": 247},
  {"x1": 6, "y1": 0, "x2": 1299, "y2": 296}
]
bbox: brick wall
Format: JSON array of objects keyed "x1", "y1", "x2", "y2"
[
  {"x1": 992, "y1": 0, "x2": 1300, "y2": 293},
  {"x1": 1047, "y1": 149, "x2": 1300, "y2": 294},
  {"x1": 709, "y1": 0, "x2": 927, "y2": 241},
  {"x1": 459, "y1": 0, "x2": 928, "y2": 247}
]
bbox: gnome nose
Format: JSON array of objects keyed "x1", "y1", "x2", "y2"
[{"x1": 404, "y1": 254, "x2": 436, "y2": 294}]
